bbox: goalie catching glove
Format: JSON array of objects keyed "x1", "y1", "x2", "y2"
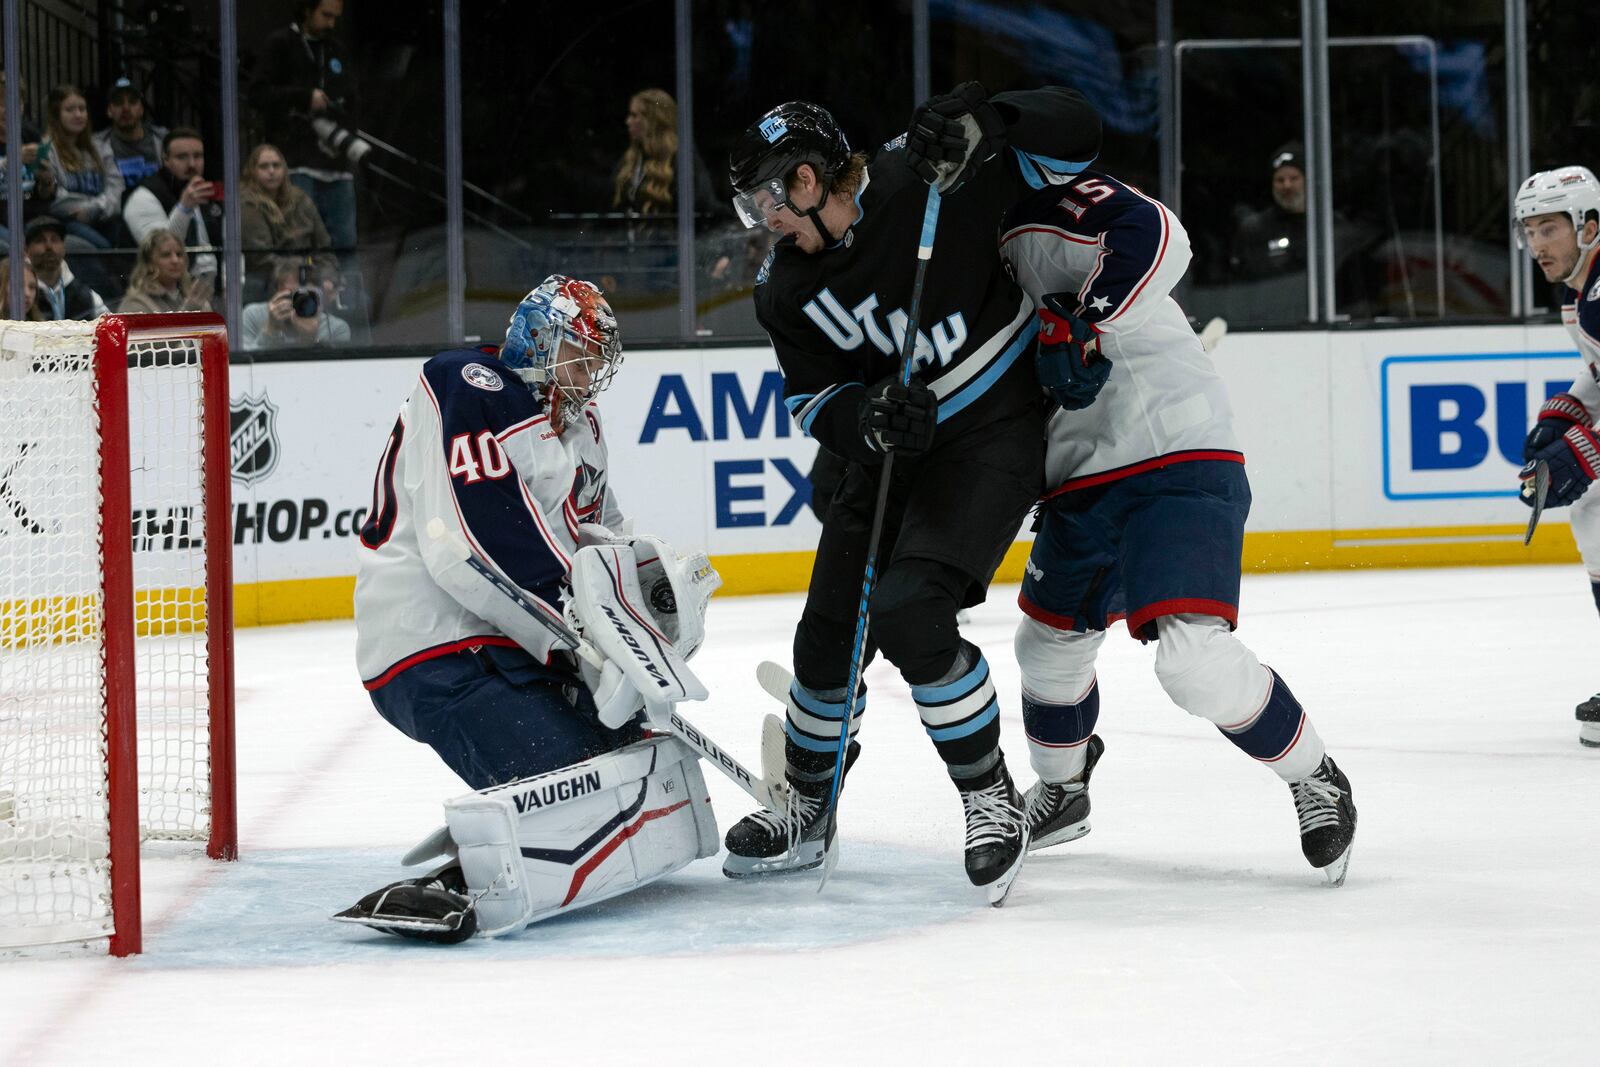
[{"x1": 566, "y1": 527, "x2": 722, "y2": 728}]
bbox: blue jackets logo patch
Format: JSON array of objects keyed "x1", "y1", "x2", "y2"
[{"x1": 462, "y1": 363, "x2": 504, "y2": 391}]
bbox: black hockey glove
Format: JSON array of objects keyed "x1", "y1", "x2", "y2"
[
  {"x1": 1522, "y1": 392, "x2": 1591, "y2": 461},
  {"x1": 904, "y1": 81, "x2": 1005, "y2": 194},
  {"x1": 1520, "y1": 423, "x2": 1600, "y2": 508},
  {"x1": 860, "y1": 377, "x2": 937, "y2": 457},
  {"x1": 1036, "y1": 294, "x2": 1112, "y2": 411}
]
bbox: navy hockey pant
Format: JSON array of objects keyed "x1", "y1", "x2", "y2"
[{"x1": 369, "y1": 647, "x2": 641, "y2": 790}]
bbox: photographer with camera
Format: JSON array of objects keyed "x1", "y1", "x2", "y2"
[
  {"x1": 251, "y1": 0, "x2": 365, "y2": 253},
  {"x1": 124, "y1": 127, "x2": 224, "y2": 284},
  {"x1": 242, "y1": 256, "x2": 351, "y2": 350}
]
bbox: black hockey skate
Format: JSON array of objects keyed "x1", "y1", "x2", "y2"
[
  {"x1": 332, "y1": 863, "x2": 477, "y2": 944},
  {"x1": 722, "y1": 742, "x2": 859, "y2": 879},
  {"x1": 1023, "y1": 733, "x2": 1105, "y2": 852},
  {"x1": 1576, "y1": 693, "x2": 1600, "y2": 748},
  {"x1": 957, "y1": 755, "x2": 1031, "y2": 907},
  {"x1": 1289, "y1": 756, "x2": 1357, "y2": 887}
]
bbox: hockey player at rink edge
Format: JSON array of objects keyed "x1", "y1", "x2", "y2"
[
  {"x1": 1512, "y1": 165, "x2": 1600, "y2": 744},
  {"x1": 334, "y1": 276, "x2": 722, "y2": 943},
  {"x1": 998, "y1": 162, "x2": 1357, "y2": 885},
  {"x1": 722, "y1": 82, "x2": 1101, "y2": 896}
]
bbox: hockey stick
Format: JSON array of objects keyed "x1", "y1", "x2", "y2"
[
  {"x1": 817, "y1": 184, "x2": 944, "y2": 891},
  {"x1": 1522, "y1": 459, "x2": 1551, "y2": 545},
  {"x1": 422, "y1": 518, "x2": 787, "y2": 812}
]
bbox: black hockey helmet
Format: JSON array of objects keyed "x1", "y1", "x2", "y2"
[{"x1": 728, "y1": 101, "x2": 851, "y2": 229}]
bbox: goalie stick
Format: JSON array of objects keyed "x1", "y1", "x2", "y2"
[{"x1": 423, "y1": 518, "x2": 787, "y2": 812}]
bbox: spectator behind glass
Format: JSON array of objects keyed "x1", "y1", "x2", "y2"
[
  {"x1": 0, "y1": 257, "x2": 46, "y2": 320},
  {"x1": 42, "y1": 84, "x2": 122, "y2": 250},
  {"x1": 1231, "y1": 142, "x2": 1308, "y2": 280},
  {"x1": 610, "y1": 88, "x2": 716, "y2": 232},
  {"x1": 93, "y1": 78, "x2": 168, "y2": 201},
  {"x1": 240, "y1": 143, "x2": 337, "y2": 300},
  {"x1": 118, "y1": 229, "x2": 213, "y2": 314},
  {"x1": 251, "y1": 0, "x2": 363, "y2": 252},
  {"x1": 0, "y1": 72, "x2": 58, "y2": 243},
  {"x1": 241, "y1": 256, "x2": 351, "y2": 350},
  {"x1": 25, "y1": 215, "x2": 106, "y2": 320},
  {"x1": 1228, "y1": 141, "x2": 1374, "y2": 319},
  {"x1": 123, "y1": 127, "x2": 223, "y2": 292}
]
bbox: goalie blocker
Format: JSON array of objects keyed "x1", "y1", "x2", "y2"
[{"x1": 336, "y1": 736, "x2": 718, "y2": 940}]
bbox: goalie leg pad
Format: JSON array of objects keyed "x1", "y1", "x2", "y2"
[{"x1": 444, "y1": 736, "x2": 717, "y2": 937}]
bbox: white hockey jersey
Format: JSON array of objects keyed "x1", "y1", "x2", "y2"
[
  {"x1": 999, "y1": 171, "x2": 1242, "y2": 495},
  {"x1": 1558, "y1": 254, "x2": 1600, "y2": 422},
  {"x1": 353, "y1": 348, "x2": 621, "y2": 689}
]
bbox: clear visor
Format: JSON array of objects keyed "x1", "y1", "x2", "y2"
[
  {"x1": 1512, "y1": 217, "x2": 1530, "y2": 250},
  {"x1": 731, "y1": 177, "x2": 789, "y2": 229},
  {"x1": 1513, "y1": 209, "x2": 1586, "y2": 252}
]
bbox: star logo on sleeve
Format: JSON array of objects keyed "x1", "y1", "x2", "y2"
[{"x1": 1088, "y1": 295, "x2": 1113, "y2": 313}]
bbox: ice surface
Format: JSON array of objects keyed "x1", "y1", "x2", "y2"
[{"x1": 2, "y1": 565, "x2": 1597, "y2": 1064}]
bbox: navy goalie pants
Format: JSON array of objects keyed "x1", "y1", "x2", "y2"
[{"x1": 368, "y1": 644, "x2": 641, "y2": 791}]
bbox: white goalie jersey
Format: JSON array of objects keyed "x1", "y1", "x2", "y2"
[
  {"x1": 353, "y1": 348, "x2": 622, "y2": 690},
  {"x1": 1000, "y1": 171, "x2": 1242, "y2": 496}
]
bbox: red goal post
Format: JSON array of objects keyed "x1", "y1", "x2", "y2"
[{"x1": 0, "y1": 313, "x2": 235, "y2": 957}]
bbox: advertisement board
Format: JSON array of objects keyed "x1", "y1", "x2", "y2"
[{"x1": 215, "y1": 325, "x2": 1587, "y2": 625}]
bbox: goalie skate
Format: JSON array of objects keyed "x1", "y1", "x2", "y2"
[
  {"x1": 1577, "y1": 693, "x2": 1600, "y2": 748},
  {"x1": 332, "y1": 864, "x2": 478, "y2": 945},
  {"x1": 1289, "y1": 756, "x2": 1357, "y2": 887},
  {"x1": 1023, "y1": 733, "x2": 1104, "y2": 852}
]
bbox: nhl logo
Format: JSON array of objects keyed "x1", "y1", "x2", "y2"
[{"x1": 230, "y1": 393, "x2": 281, "y2": 486}]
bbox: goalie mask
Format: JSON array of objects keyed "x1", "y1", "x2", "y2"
[
  {"x1": 1513, "y1": 167, "x2": 1600, "y2": 263},
  {"x1": 501, "y1": 275, "x2": 622, "y2": 427}
]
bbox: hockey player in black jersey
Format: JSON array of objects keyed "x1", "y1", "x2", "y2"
[{"x1": 720, "y1": 84, "x2": 1101, "y2": 897}]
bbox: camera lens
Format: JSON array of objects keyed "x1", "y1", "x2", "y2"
[{"x1": 291, "y1": 286, "x2": 321, "y2": 318}]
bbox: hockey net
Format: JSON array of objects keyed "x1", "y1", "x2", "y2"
[{"x1": 0, "y1": 314, "x2": 234, "y2": 956}]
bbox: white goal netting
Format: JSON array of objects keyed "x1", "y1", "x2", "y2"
[{"x1": 0, "y1": 319, "x2": 223, "y2": 950}]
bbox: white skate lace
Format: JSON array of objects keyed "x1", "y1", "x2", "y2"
[
  {"x1": 745, "y1": 789, "x2": 823, "y2": 851},
  {"x1": 1291, "y1": 773, "x2": 1343, "y2": 833},
  {"x1": 1025, "y1": 780, "x2": 1083, "y2": 824},
  {"x1": 963, "y1": 781, "x2": 1023, "y2": 849}
]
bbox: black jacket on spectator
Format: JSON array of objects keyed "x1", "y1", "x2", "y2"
[
  {"x1": 251, "y1": 23, "x2": 360, "y2": 174},
  {"x1": 35, "y1": 276, "x2": 101, "y2": 321},
  {"x1": 137, "y1": 166, "x2": 226, "y2": 251}
]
